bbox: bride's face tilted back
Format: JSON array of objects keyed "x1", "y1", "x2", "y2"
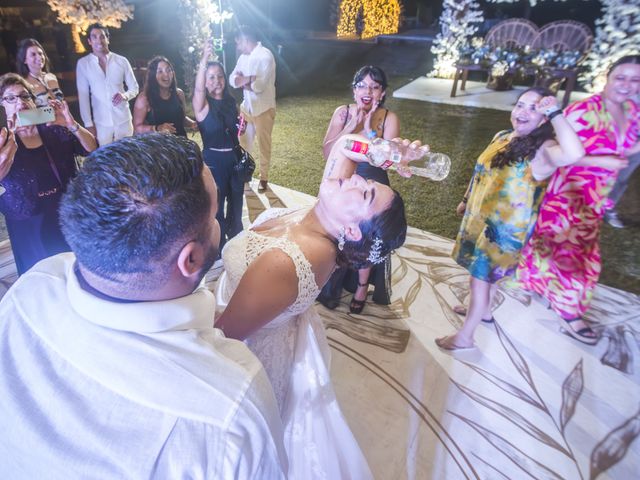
[{"x1": 318, "y1": 174, "x2": 394, "y2": 225}]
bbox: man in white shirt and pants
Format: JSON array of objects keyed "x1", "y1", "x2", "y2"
[
  {"x1": 76, "y1": 23, "x2": 138, "y2": 146},
  {"x1": 229, "y1": 25, "x2": 276, "y2": 192},
  {"x1": 0, "y1": 134, "x2": 287, "y2": 479}
]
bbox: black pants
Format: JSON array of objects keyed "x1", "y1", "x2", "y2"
[{"x1": 204, "y1": 150, "x2": 244, "y2": 252}]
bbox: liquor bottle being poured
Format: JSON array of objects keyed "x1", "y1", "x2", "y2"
[{"x1": 345, "y1": 137, "x2": 451, "y2": 181}]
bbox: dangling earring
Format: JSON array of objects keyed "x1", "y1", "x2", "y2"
[{"x1": 337, "y1": 227, "x2": 346, "y2": 251}]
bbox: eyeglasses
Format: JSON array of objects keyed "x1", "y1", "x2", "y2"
[
  {"x1": 1, "y1": 93, "x2": 34, "y2": 104},
  {"x1": 353, "y1": 82, "x2": 383, "y2": 92}
]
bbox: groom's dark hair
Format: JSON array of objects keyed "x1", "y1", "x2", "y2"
[{"x1": 60, "y1": 134, "x2": 212, "y2": 282}]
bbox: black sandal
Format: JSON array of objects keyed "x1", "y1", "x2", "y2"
[
  {"x1": 559, "y1": 317, "x2": 598, "y2": 345},
  {"x1": 350, "y1": 282, "x2": 368, "y2": 314}
]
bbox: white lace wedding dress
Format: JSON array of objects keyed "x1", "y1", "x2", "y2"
[{"x1": 217, "y1": 208, "x2": 373, "y2": 480}]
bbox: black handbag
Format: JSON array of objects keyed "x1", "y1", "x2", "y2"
[{"x1": 233, "y1": 144, "x2": 256, "y2": 183}]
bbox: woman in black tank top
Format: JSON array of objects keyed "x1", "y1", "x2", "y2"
[
  {"x1": 192, "y1": 43, "x2": 245, "y2": 253},
  {"x1": 133, "y1": 56, "x2": 195, "y2": 136},
  {"x1": 319, "y1": 66, "x2": 401, "y2": 313}
]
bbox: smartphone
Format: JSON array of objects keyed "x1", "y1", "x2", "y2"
[{"x1": 16, "y1": 106, "x2": 55, "y2": 127}]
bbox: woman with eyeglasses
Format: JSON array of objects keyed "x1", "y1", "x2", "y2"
[
  {"x1": 16, "y1": 38, "x2": 64, "y2": 106},
  {"x1": 0, "y1": 73, "x2": 96, "y2": 275},
  {"x1": 133, "y1": 56, "x2": 196, "y2": 136},
  {"x1": 319, "y1": 65, "x2": 400, "y2": 314}
]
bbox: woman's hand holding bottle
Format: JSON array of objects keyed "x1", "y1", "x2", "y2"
[{"x1": 345, "y1": 136, "x2": 451, "y2": 181}]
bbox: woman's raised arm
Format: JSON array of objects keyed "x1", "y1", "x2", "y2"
[{"x1": 192, "y1": 43, "x2": 212, "y2": 123}]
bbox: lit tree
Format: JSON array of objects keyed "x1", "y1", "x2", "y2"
[
  {"x1": 46, "y1": 0, "x2": 134, "y2": 52},
  {"x1": 430, "y1": 0, "x2": 483, "y2": 79},
  {"x1": 581, "y1": 0, "x2": 640, "y2": 92},
  {"x1": 180, "y1": 0, "x2": 233, "y2": 94},
  {"x1": 336, "y1": 0, "x2": 402, "y2": 39}
]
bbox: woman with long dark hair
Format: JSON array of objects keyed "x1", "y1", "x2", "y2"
[
  {"x1": 133, "y1": 56, "x2": 195, "y2": 136},
  {"x1": 16, "y1": 38, "x2": 63, "y2": 107},
  {"x1": 193, "y1": 43, "x2": 244, "y2": 252},
  {"x1": 437, "y1": 87, "x2": 584, "y2": 351},
  {"x1": 516, "y1": 56, "x2": 640, "y2": 344},
  {"x1": 318, "y1": 65, "x2": 400, "y2": 313}
]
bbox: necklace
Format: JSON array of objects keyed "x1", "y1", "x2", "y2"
[{"x1": 28, "y1": 71, "x2": 47, "y2": 89}]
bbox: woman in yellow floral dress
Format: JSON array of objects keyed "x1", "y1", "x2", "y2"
[{"x1": 436, "y1": 87, "x2": 584, "y2": 350}]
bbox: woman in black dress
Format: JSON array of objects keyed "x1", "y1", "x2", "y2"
[
  {"x1": 319, "y1": 65, "x2": 400, "y2": 313},
  {"x1": 133, "y1": 56, "x2": 195, "y2": 136},
  {"x1": 193, "y1": 43, "x2": 244, "y2": 252}
]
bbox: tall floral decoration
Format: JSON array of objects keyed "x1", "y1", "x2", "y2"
[
  {"x1": 580, "y1": 0, "x2": 640, "y2": 92},
  {"x1": 180, "y1": 0, "x2": 233, "y2": 95},
  {"x1": 46, "y1": 0, "x2": 134, "y2": 53},
  {"x1": 430, "y1": 0, "x2": 483, "y2": 79}
]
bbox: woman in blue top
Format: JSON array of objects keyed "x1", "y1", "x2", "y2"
[{"x1": 193, "y1": 43, "x2": 245, "y2": 252}]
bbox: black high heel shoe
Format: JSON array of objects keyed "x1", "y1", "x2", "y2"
[{"x1": 350, "y1": 282, "x2": 368, "y2": 314}]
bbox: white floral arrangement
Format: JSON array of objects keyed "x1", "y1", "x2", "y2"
[{"x1": 46, "y1": 0, "x2": 134, "y2": 32}]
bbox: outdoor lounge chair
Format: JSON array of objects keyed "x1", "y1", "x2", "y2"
[{"x1": 450, "y1": 18, "x2": 538, "y2": 98}]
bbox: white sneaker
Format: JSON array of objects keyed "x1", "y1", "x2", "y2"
[{"x1": 604, "y1": 210, "x2": 624, "y2": 228}]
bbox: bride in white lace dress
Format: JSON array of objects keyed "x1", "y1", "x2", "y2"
[{"x1": 216, "y1": 134, "x2": 413, "y2": 479}]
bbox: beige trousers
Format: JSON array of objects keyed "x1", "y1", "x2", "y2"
[{"x1": 239, "y1": 107, "x2": 276, "y2": 181}]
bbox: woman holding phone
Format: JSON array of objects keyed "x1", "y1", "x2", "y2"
[{"x1": 0, "y1": 73, "x2": 96, "y2": 274}]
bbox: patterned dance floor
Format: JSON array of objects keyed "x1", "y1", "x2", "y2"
[{"x1": 1, "y1": 181, "x2": 638, "y2": 479}]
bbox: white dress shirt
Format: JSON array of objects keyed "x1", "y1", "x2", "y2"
[
  {"x1": 229, "y1": 43, "x2": 276, "y2": 116},
  {"x1": 0, "y1": 253, "x2": 287, "y2": 479},
  {"x1": 76, "y1": 52, "x2": 139, "y2": 129}
]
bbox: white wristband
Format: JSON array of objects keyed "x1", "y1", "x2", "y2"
[{"x1": 544, "y1": 106, "x2": 561, "y2": 118}]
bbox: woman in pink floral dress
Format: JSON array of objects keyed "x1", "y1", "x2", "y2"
[{"x1": 517, "y1": 56, "x2": 640, "y2": 344}]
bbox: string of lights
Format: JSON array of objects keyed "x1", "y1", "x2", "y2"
[{"x1": 337, "y1": 0, "x2": 401, "y2": 39}]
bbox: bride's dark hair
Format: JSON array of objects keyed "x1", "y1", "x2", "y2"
[
  {"x1": 491, "y1": 87, "x2": 555, "y2": 169},
  {"x1": 337, "y1": 190, "x2": 407, "y2": 269}
]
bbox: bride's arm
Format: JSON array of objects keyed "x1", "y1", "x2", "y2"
[{"x1": 215, "y1": 249, "x2": 299, "y2": 340}]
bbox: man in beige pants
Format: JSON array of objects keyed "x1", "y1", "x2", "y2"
[{"x1": 229, "y1": 25, "x2": 276, "y2": 192}]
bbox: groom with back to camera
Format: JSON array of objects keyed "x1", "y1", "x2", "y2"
[{"x1": 0, "y1": 134, "x2": 287, "y2": 479}]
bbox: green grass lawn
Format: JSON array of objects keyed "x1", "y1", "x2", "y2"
[
  {"x1": 265, "y1": 77, "x2": 640, "y2": 294},
  {"x1": 1, "y1": 72, "x2": 637, "y2": 294}
]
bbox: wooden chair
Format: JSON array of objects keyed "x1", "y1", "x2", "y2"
[
  {"x1": 531, "y1": 20, "x2": 593, "y2": 53},
  {"x1": 530, "y1": 20, "x2": 593, "y2": 107},
  {"x1": 133, "y1": 58, "x2": 149, "y2": 87},
  {"x1": 450, "y1": 19, "x2": 538, "y2": 97},
  {"x1": 484, "y1": 18, "x2": 538, "y2": 49}
]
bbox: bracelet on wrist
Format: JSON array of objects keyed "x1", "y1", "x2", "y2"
[
  {"x1": 544, "y1": 105, "x2": 561, "y2": 118},
  {"x1": 68, "y1": 122, "x2": 80, "y2": 133},
  {"x1": 546, "y1": 109, "x2": 563, "y2": 121}
]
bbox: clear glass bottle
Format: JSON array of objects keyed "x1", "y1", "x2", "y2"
[{"x1": 345, "y1": 138, "x2": 451, "y2": 181}]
